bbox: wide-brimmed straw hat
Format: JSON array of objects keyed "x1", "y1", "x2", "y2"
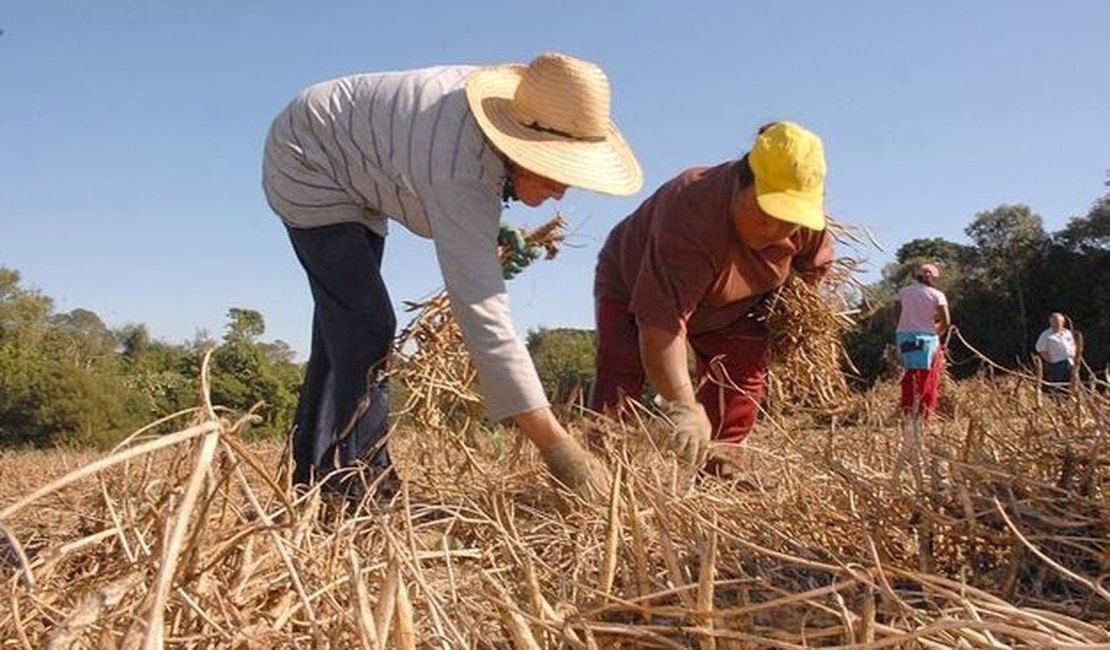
[{"x1": 466, "y1": 52, "x2": 642, "y2": 196}]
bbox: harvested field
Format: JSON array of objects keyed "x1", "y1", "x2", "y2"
[
  {"x1": 2, "y1": 219, "x2": 1107, "y2": 647},
  {"x1": 1, "y1": 372, "x2": 1106, "y2": 648}
]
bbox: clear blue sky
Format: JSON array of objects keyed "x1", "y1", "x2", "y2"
[{"x1": 3, "y1": 1, "x2": 1107, "y2": 359}]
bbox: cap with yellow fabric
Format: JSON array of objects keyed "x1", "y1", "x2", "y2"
[{"x1": 748, "y1": 122, "x2": 827, "y2": 230}]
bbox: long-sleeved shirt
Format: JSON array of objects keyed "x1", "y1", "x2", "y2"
[{"x1": 262, "y1": 65, "x2": 546, "y2": 420}]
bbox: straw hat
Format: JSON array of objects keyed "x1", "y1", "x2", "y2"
[{"x1": 466, "y1": 52, "x2": 642, "y2": 196}]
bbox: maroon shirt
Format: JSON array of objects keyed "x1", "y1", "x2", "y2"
[{"x1": 595, "y1": 161, "x2": 834, "y2": 335}]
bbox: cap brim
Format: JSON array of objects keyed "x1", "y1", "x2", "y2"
[
  {"x1": 755, "y1": 190, "x2": 826, "y2": 230},
  {"x1": 466, "y1": 66, "x2": 643, "y2": 196}
]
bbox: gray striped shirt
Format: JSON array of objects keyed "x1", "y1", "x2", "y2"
[{"x1": 263, "y1": 65, "x2": 548, "y2": 420}]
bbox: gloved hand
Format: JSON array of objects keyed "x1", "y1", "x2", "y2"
[
  {"x1": 662, "y1": 400, "x2": 711, "y2": 466},
  {"x1": 540, "y1": 437, "x2": 612, "y2": 502},
  {"x1": 498, "y1": 221, "x2": 542, "y2": 280}
]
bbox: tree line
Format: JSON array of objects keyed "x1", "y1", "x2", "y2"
[
  {"x1": 0, "y1": 270, "x2": 301, "y2": 448},
  {"x1": 1, "y1": 178, "x2": 1105, "y2": 448},
  {"x1": 846, "y1": 179, "x2": 1108, "y2": 385}
]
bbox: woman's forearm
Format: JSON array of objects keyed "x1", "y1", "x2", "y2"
[
  {"x1": 511, "y1": 406, "x2": 567, "y2": 450},
  {"x1": 638, "y1": 320, "x2": 696, "y2": 403}
]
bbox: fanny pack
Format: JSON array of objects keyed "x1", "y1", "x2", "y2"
[
  {"x1": 899, "y1": 338, "x2": 924, "y2": 354},
  {"x1": 896, "y1": 332, "x2": 939, "y2": 370}
]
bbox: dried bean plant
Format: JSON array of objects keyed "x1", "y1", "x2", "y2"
[
  {"x1": 1, "y1": 215, "x2": 1107, "y2": 648},
  {"x1": 755, "y1": 218, "x2": 873, "y2": 412}
]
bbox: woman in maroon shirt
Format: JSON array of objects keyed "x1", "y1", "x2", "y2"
[{"x1": 591, "y1": 122, "x2": 834, "y2": 473}]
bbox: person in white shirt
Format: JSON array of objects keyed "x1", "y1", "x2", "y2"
[
  {"x1": 1034, "y1": 312, "x2": 1077, "y2": 392},
  {"x1": 262, "y1": 52, "x2": 643, "y2": 501},
  {"x1": 894, "y1": 263, "x2": 951, "y2": 418}
]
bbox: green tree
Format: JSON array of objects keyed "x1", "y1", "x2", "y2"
[
  {"x1": 47, "y1": 308, "x2": 117, "y2": 370},
  {"x1": 963, "y1": 204, "x2": 1048, "y2": 348},
  {"x1": 117, "y1": 323, "x2": 195, "y2": 420},
  {"x1": 0, "y1": 267, "x2": 308, "y2": 448},
  {"x1": 208, "y1": 308, "x2": 301, "y2": 438},
  {"x1": 0, "y1": 268, "x2": 52, "y2": 347},
  {"x1": 892, "y1": 237, "x2": 976, "y2": 290},
  {"x1": 1026, "y1": 178, "x2": 1110, "y2": 371},
  {"x1": 0, "y1": 268, "x2": 139, "y2": 447},
  {"x1": 225, "y1": 307, "x2": 266, "y2": 345},
  {"x1": 1056, "y1": 176, "x2": 1110, "y2": 253},
  {"x1": 526, "y1": 328, "x2": 596, "y2": 402}
]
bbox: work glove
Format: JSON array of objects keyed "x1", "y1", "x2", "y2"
[
  {"x1": 540, "y1": 437, "x2": 612, "y2": 502},
  {"x1": 498, "y1": 221, "x2": 542, "y2": 280},
  {"x1": 661, "y1": 400, "x2": 711, "y2": 466}
]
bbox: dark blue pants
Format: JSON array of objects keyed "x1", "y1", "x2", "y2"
[
  {"x1": 287, "y1": 222, "x2": 395, "y2": 486},
  {"x1": 1043, "y1": 359, "x2": 1073, "y2": 398},
  {"x1": 1044, "y1": 360, "x2": 1072, "y2": 384}
]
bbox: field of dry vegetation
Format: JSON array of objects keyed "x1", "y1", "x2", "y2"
[
  {"x1": 2, "y1": 221, "x2": 1107, "y2": 647},
  {"x1": 1, "y1": 369, "x2": 1106, "y2": 648}
]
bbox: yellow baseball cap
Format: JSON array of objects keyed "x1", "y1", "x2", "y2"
[{"x1": 749, "y1": 122, "x2": 827, "y2": 230}]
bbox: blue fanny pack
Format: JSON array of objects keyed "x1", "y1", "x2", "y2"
[{"x1": 896, "y1": 332, "x2": 939, "y2": 370}]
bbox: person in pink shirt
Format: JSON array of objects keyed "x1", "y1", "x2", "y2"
[{"x1": 894, "y1": 263, "x2": 951, "y2": 418}]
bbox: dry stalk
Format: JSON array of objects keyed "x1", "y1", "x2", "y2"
[
  {"x1": 394, "y1": 574, "x2": 417, "y2": 650},
  {"x1": 346, "y1": 547, "x2": 380, "y2": 650},
  {"x1": 597, "y1": 463, "x2": 623, "y2": 596}
]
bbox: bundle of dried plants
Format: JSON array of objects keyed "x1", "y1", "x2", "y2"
[{"x1": 756, "y1": 219, "x2": 874, "y2": 411}]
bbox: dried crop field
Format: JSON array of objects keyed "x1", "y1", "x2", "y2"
[
  {"x1": 1, "y1": 373, "x2": 1106, "y2": 649},
  {"x1": 2, "y1": 220, "x2": 1107, "y2": 647}
]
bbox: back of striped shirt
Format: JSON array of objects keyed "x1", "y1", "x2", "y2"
[
  {"x1": 263, "y1": 65, "x2": 505, "y2": 237},
  {"x1": 263, "y1": 65, "x2": 550, "y2": 421}
]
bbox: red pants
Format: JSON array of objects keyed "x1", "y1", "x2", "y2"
[
  {"x1": 900, "y1": 347, "x2": 944, "y2": 419},
  {"x1": 590, "y1": 299, "x2": 769, "y2": 444}
]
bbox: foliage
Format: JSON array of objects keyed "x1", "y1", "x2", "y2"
[
  {"x1": 0, "y1": 269, "x2": 303, "y2": 448},
  {"x1": 962, "y1": 204, "x2": 1048, "y2": 349},
  {"x1": 118, "y1": 323, "x2": 195, "y2": 418},
  {"x1": 842, "y1": 302, "x2": 898, "y2": 386},
  {"x1": 846, "y1": 180, "x2": 1110, "y2": 384},
  {"x1": 526, "y1": 327, "x2": 596, "y2": 402},
  {"x1": 208, "y1": 308, "x2": 301, "y2": 439},
  {"x1": 1056, "y1": 185, "x2": 1110, "y2": 252}
]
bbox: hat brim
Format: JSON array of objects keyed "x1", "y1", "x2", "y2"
[
  {"x1": 466, "y1": 65, "x2": 643, "y2": 197},
  {"x1": 755, "y1": 188, "x2": 826, "y2": 231}
]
